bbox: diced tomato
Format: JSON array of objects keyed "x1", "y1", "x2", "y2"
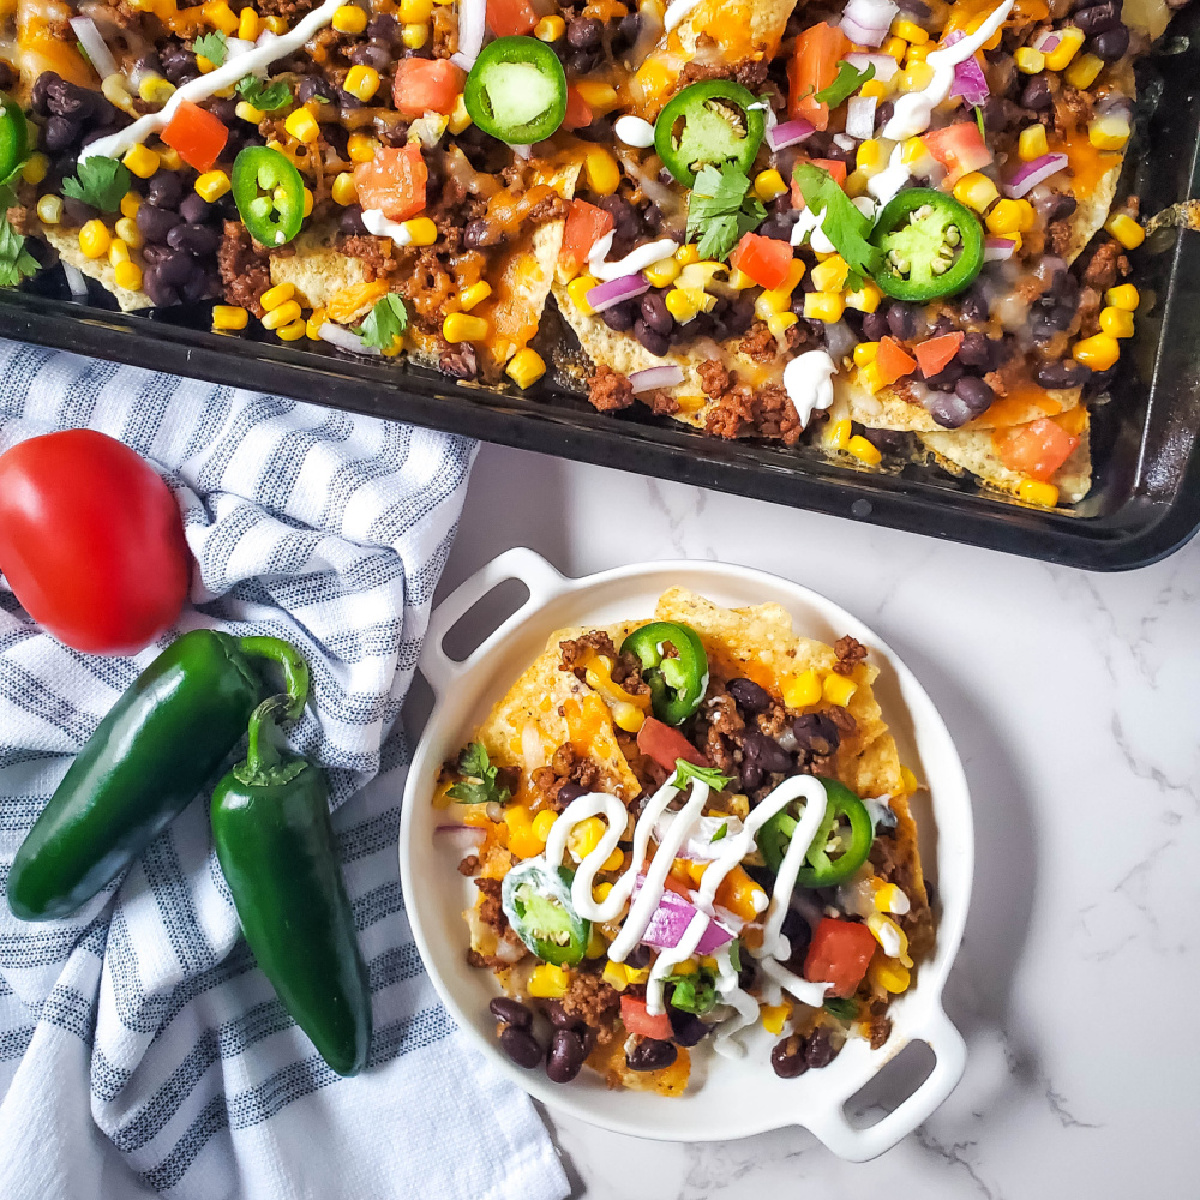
[
  {"x1": 662, "y1": 873, "x2": 692, "y2": 899},
  {"x1": 787, "y1": 22, "x2": 851, "y2": 131},
  {"x1": 161, "y1": 101, "x2": 228, "y2": 173},
  {"x1": 730, "y1": 232, "x2": 794, "y2": 290},
  {"x1": 563, "y1": 85, "x2": 595, "y2": 131},
  {"x1": 636, "y1": 717, "x2": 708, "y2": 773},
  {"x1": 620, "y1": 995, "x2": 674, "y2": 1040},
  {"x1": 486, "y1": 0, "x2": 537, "y2": 34},
  {"x1": 352, "y1": 143, "x2": 428, "y2": 221},
  {"x1": 875, "y1": 336, "x2": 919, "y2": 387},
  {"x1": 804, "y1": 917, "x2": 877, "y2": 999},
  {"x1": 790, "y1": 157, "x2": 848, "y2": 209},
  {"x1": 922, "y1": 121, "x2": 993, "y2": 185},
  {"x1": 393, "y1": 58, "x2": 465, "y2": 118},
  {"x1": 915, "y1": 331, "x2": 965, "y2": 378},
  {"x1": 560, "y1": 199, "x2": 614, "y2": 274},
  {"x1": 993, "y1": 417, "x2": 1080, "y2": 481}
]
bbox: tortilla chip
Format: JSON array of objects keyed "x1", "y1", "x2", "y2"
[
  {"x1": 1122, "y1": 0, "x2": 1171, "y2": 41},
  {"x1": 42, "y1": 224, "x2": 154, "y2": 312},
  {"x1": 1062, "y1": 157, "x2": 1122, "y2": 264}
]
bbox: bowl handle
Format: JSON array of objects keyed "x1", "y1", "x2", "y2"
[
  {"x1": 803, "y1": 1006, "x2": 966, "y2": 1163},
  {"x1": 420, "y1": 547, "x2": 567, "y2": 698}
]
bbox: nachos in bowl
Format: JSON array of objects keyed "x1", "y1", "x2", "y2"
[{"x1": 434, "y1": 588, "x2": 934, "y2": 1094}]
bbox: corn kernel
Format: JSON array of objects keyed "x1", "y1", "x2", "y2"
[
  {"x1": 1045, "y1": 25, "x2": 1085, "y2": 70},
  {"x1": 260, "y1": 282, "x2": 295, "y2": 312},
  {"x1": 1017, "y1": 124, "x2": 1048, "y2": 163},
  {"x1": 123, "y1": 144, "x2": 161, "y2": 180},
  {"x1": 858, "y1": 361, "x2": 884, "y2": 393},
  {"x1": 853, "y1": 340, "x2": 879, "y2": 367},
  {"x1": 108, "y1": 238, "x2": 130, "y2": 267},
  {"x1": 827, "y1": 417, "x2": 853, "y2": 450},
  {"x1": 101, "y1": 73, "x2": 136, "y2": 115},
  {"x1": 1017, "y1": 479, "x2": 1060, "y2": 506},
  {"x1": 306, "y1": 306, "x2": 326, "y2": 339},
  {"x1": 892, "y1": 17, "x2": 928, "y2": 42},
  {"x1": 36, "y1": 194, "x2": 62, "y2": 225},
  {"x1": 459, "y1": 280, "x2": 492, "y2": 310},
  {"x1": 875, "y1": 883, "x2": 909, "y2": 914},
  {"x1": 726, "y1": 268, "x2": 754, "y2": 290},
  {"x1": 236, "y1": 6, "x2": 259, "y2": 38},
  {"x1": 528, "y1": 809, "x2": 557, "y2": 843},
  {"x1": 782, "y1": 669, "x2": 821, "y2": 709},
  {"x1": 594, "y1": 881, "x2": 615, "y2": 905},
  {"x1": 201, "y1": 0, "x2": 238, "y2": 30},
  {"x1": 343, "y1": 63, "x2": 381, "y2": 102},
  {"x1": 870, "y1": 958, "x2": 911, "y2": 994},
  {"x1": 843, "y1": 168, "x2": 869, "y2": 198},
  {"x1": 861, "y1": 79, "x2": 892, "y2": 105},
  {"x1": 1065, "y1": 51, "x2": 1103, "y2": 90},
  {"x1": 803, "y1": 292, "x2": 845, "y2": 323},
  {"x1": 811, "y1": 254, "x2": 850, "y2": 293},
  {"x1": 21, "y1": 152, "x2": 48, "y2": 185},
  {"x1": 120, "y1": 192, "x2": 141, "y2": 219},
  {"x1": 673, "y1": 244, "x2": 699, "y2": 266},
  {"x1": 347, "y1": 133, "x2": 379, "y2": 163},
  {"x1": 643, "y1": 256, "x2": 680, "y2": 289},
  {"x1": 897, "y1": 61, "x2": 935, "y2": 92},
  {"x1": 953, "y1": 172, "x2": 999, "y2": 213},
  {"x1": 1106, "y1": 213, "x2": 1144, "y2": 250},
  {"x1": 761, "y1": 1000, "x2": 793, "y2": 1035},
  {"x1": 845, "y1": 280, "x2": 883, "y2": 313},
  {"x1": 882, "y1": 35, "x2": 906, "y2": 60},
  {"x1": 1072, "y1": 332, "x2": 1121, "y2": 371},
  {"x1": 276, "y1": 318, "x2": 306, "y2": 341},
  {"x1": 331, "y1": 3, "x2": 367, "y2": 32},
  {"x1": 569, "y1": 816, "x2": 606, "y2": 860},
  {"x1": 1099, "y1": 305, "x2": 1134, "y2": 338},
  {"x1": 576, "y1": 81, "x2": 619, "y2": 113},
  {"x1": 664, "y1": 287, "x2": 700, "y2": 323},
  {"x1": 1089, "y1": 114, "x2": 1130, "y2": 151},
  {"x1": 263, "y1": 14, "x2": 288, "y2": 32},
  {"x1": 107, "y1": 217, "x2": 138, "y2": 251},
  {"x1": 403, "y1": 216, "x2": 438, "y2": 246},
  {"x1": 302, "y1": 186, "x2": 314, "y2": 217},
  {"x1": 899, "y1": 765, "x2": 920, "y2": 794},
  {"x1": 583, "y1": 146, "x2": 620, "y2": 195},
  {"x1": 602, "y1": 960, "x2": 628, "y2": 991},
  {"x1": 906, "y1": 43, "x2": 932, "y2": 65},
  {"x1": 196, "y1": 56, "x2": 216, "y2": 74},
  {"x1": 235, "y1": 99, "x2": 264, "y2": 123},
  {"x1": 602, "y1": 847, "x2": 624, "y2": 872},
  {"x1": 567, "y1": 273, "x2": 598, "y2": 314},
  {"x1": 533, "y1": 12, "x2": 564, "y2": 39},
  {"x1": 195, "y1": 170, "x2": 231, "y2": 202},
  {"x1": 753, "y1": 168, "x2": 787, "y2": 202},
  {"x1": 506, "y1": 346, "x2": 546, "y2": 388},
  {"x1": 400, "y1": 0, "x2": 432, "y2": 18},
  {"x1": 855, "y1": 139, "x2": 884, "y2": 175},
  {"x1": 767, "y1": 312, "x2": 798, "y2": 337},
  {"x1": 1012, "y1": 198, "x2": 1036, "y2": 232},
  {"x1": 113, "y1": 260, "x2": 143, "y2": 290},
  {"x1": 213, "y1": 305, "x2": 249, "y2": 331},
  {"x1": 261, "y1": 299, "x2": 302, "y2": 329},
  {"x1": 330, "y1": 171, "x2": 358, "y2": 206},
  {"x1": 1014, "y1": 47, "x2": 1044, "y2": 73},
  {"x1": 159, "y1": 147, "x2": 183, "y2": 170},
  {"x1": 844, "y1": 435, "x2": 881, "y2": 468},
  {"x1": 900, "y1": 136, "x2": 928, "y2": 166},
  {"x1": 1107, "y1": 283, "x2": 1140, "y2": 311},
  {"x1": 448, "y1": 93, "x2": 472, "y2": 134},
  {"x1": 624, "y1": 964, "x2": 649, "y2": 984},
  {"x1": 527, "y1": 963, "x2": 569, "y2": 998},
  {"x1": 78, "y1": 219, "x2": 111, "y2": 260},
  {"x1": 285, "y1": 107, "x2": 319, "y2": 144},
  {"x1": 983, "y1": 198, "x2": 1022, "y2": 236},
  {"x1": 443, "y1": 312, "x2": 488, "y2": 342}
]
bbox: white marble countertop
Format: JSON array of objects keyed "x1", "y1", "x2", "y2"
[{"x1": 433, "y1": 442, "x2": 1200, "y2": 1198}]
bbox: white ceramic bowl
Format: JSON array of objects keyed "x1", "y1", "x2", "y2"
[{"x1": 399, "y1": 550, "x2": 972, "y2": 1160}]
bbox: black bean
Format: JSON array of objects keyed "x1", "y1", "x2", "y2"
[
  {"x1": 147, "y1": 169, "x2": 184, "y2": 209},
  {"x1": 567, "y1": 16, "x2": 602, "y2": 49},
  {"x1": 554, "y1": 781, "x2": 590, "y2": 808},
  {"x1": 59, "y1": 197, "x2": 95, "y2": 228},
  {"x1": 885, "y1": 302, "x2": 918, "y2": 340},
  {"x1": 1020, "y1": 74, "x2": 1053, "y2": 110},
  {"x1": 0, "y1": 60, "x2": 15, "y2": 92},
  {"x1": 634, "y1": 318, "x2": 669, "y2": 356},
  {"x1": 1030, "y1": 308, "x2": 1060, "y2": 341},
  {"x1": 758, "y1": 215, "x2": 795, "y2": 242},
  {"x1": 1074, "y1": 1, "x2": 1121, "y2": 34},
  {"x1": 297, "y1": 74, "x2": 336, "y2": 105},
  {"x1": 463, "y1": 218, "x2": 500, "y2": 249},
  {"x1": 1036, "y1": 191, "x2": 1077, "y2": 225},
  {"x1": 668, "y1": 1009, "x2": 709, "y2": 1048},
  {"x1": 922, "y1": 359, "x2": 964, "y2": 389},
  {"x1": 569, "y1": 49, "x2": 601, "y2": 74},
  {"x1": 182, "y1": 270, "x2": 217, "y2": 303},
  {"x1": 737, "y1": 960, "x2": 757, "y2": 992},
  {"x1": 178, "y1": 193, "x2": 212, "y2": 225},
  {"x1": 954, "y1": 375, "x2": 995, "y2": 416},
  {"x1": 861, "y1": 310, "x2": 889, "y2": 342},
  {"x1": 340, "y1": 204, "x2": 366, "y2": 235},
  {"x1": 640, "y1": 292, "x2": 673, "y2": 336},
  {"x1": 546, "y1": 1029, "x2": 587, "y2": 1083},
  {"x1": 137, "y1": 203, "x2": 179, "y2": 245},
  {"x1": 499, "y1": 1025, "x2": 543, "y2": 1069},
  {"x1": 804, "y1": 1026, "x2": 840, "y2": 1070},
  {"x1": 617, "y1": 13, "x2": 641, "y2": 44},
  {"x1": 142, "y1": 265, "x2": 180, "y2": 307},
  {"x1": 46, "y1": 78, "x2": 94, "y2": 122},
  {"x1": 727, "y1": 678, "x2": 772, "y2": 714},
  {"x1": 168, "y1": 223, "x2": 220, "y2": 256},
  {"x1": 598, "y1": 194, "x2": 638, "y2": 240},
  {"x1": 140, "y1": 243, "x2": 173, "y2": 265},
  {"x1": 874, "y1": 100, "x2": 894, "y2": 131},
  {"x1": 862, "y1": 427, "x2": 911, "y2": 455},
  {"x1": 154, "y1": 250, "x2": 194, "y2": 288},
  {"x1": 207, "y1": 98, "x2": 238, "y2": 125},
  {"x1": 982, "y1": 96, "x2": 1022, "y2": 133},
  {"x1": 640, "y1": 201, "x2": 663, "y2": 232},
  {"x1": 626, "y1": 1038, "x2": 678, "y2": 1072},
  {"x1": 928, "y1": 313, "x2": 955, "y2": 340},
  {"x1": 959, "y1": 287, "x2": 989, "y2": 324},
  {"x1": 896, "y1": 0, "x2": 931, "y2": 14},
  {"x1": 539, "y1": 999, "x2": 583, "y2": 1031},
  {"x1": 30, "y1": 71, "x2": 57, "y2": 117},
  {"x1": 135, "y1": 52, "x2": 163, "y2": 76},
  {"x1": 1035, "y1": 359, "x2": 1090, "y2": 388},
  {"x1": 490, "y1": 997, "x2": 533, "y2": 1029},
  {"x1": 350, "y1": 42, "x2": 391, "y2": 69},
  {"x1": 924, "y1": 389, "x2": 972, "y2": 428},
  {"x1": 337, "y1": 88, "x2": 363, "y2": 110},
  {"x1": 601, "y1": 301, "x2": 635, "y2": 333},
  {"x1": 79, "y1": 128, "x2": 112, "y2": 149},
  {"x1": 440, "y1": 342, "x2": 478, "y2": 379},
  {"x1": 792, "y1": 712, "x2": 840, "y2": 757},
  {"x1": 718, "y1": 295, "x2": 755, "y2": 339},
  {"x1": 43, "y1": 116, "x2": 80, "y2": 153},
  {"x1": 740, "y1": 730, "x2": 792, "y2": 792},
  {"x1": 1091, "y1": 25, "x2": 1129, "y2": 58},
  {"x1": 161, "y1": 47, "x2": 199, "y2": 86},
  {"x1": 771, "y1": 1036, "x2": 809, "y2": 1078},
  {"x1": 780, "y1": 907, "x2": 812, "y2": 963},
  {"x1": 957, "y1": 331, "x2": 993, "y2": 368},
  {"x1": 367, "y1": 12, "x2": 398, "y2": 41}
]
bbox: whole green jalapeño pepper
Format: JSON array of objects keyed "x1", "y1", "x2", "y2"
[
  {"x1": 211, "y1": 697, "x2": 372, "y2": 1076},
  {"x1": 501, "y1": 860, "x2": 590, "y2": 966},
  {"x1": 869, "y1": 186, "x2": 984, "y2": 302},
  {"x1": 620, "y1": 620, "x2": 709, "y2": 726},
  {"x1": 756, "y1": 777, "x2": 873, "y2": 887},
  {"x1": 0, "y1": 95, "x2": 29, "y2": 183},
  {"x1": 464, "y1": 36, "x2": 568, "y2": 145},
  {"x1": 6, "y1": 630, "x2": 307, "y2": 921},
  {"x1": 232, "y1": 146, "x2": 306, "y2": 248},
  {"x1": 654, "y1": 80, "x2": 766, "y2": 188}
]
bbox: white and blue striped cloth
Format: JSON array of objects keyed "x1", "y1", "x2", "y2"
[{"x1": 0, "y1": 340, "x2": 569, "y2": 1200}]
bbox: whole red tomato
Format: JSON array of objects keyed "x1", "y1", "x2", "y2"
[{"x1": 0, "y1": 429, "x2": 191, "y2": 654}]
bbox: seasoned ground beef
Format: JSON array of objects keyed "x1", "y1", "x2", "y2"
[
  {"x1": 832, "y1": 635, "x2": 868, "y2": 676},
  {"x1": 740, "y1": 321, "x2": 780, "y2": 363},
  {"x1": 532, "y1": 743, "x2": 604, "y2": 809},
  {"x1": 1052, "y1": 85, "x2": 1092, "y2": 137},
  {"x1": 704, "y1": 382, "x2": 755, "y2": 440},
  {"x1": 561, "y1": 971, "x2": 620, "y2": 1040},
  {"x1": 217, "y1": 221, "x2": 271, "y2": 317},
  {"x1": 255, "y1": 0, "x2": 317, "y2": 17},
  {"x1": 431, "y1": 4, "x2": 458, "y2": 57},
  {"x1": 338, "y1": 234, "x2": 397, "y2": 282},
  {"x1": 475, "y1": 877, "x2": 507, "y2": 933},
  {"x1": 646, "y1": 389, "x2": 679, "y2": 416},
  {"x1": 457, "y1": 855, "x2": 479, "y2": 876},
  {"x1": 6, "y1": 205, "x2": 33, "y2": 236},
  {"x1": 698, "y1": 358, "x2": 730, "y2": 396},
  {"x1": 698, "y1": 689, "x2": 743, "y2": 774},
  {"x1": 676, "y1": 38, "x2": 770, "y2": 89},
  {"x1": 560, "y1": 630, "x2": 619, "y2": 670},
  {"x1": 1046, "y1": 218, "x2": 1073, "y2": 257},
  {"x1": 704, "y1": 379, "x2": 802, "y2": 445},
  {"x1": 756, "y1": 384, "x2": 802, "y2": 444},
  {"x1": 1082, "y1": 239, "x2": 1126, "y2": 290},
  {"x1": 588, "y1": 364, "x2": 635, "y2": 411},
  {"x1": 527, "y1": 192, "x2": 570, "y2": 223}
]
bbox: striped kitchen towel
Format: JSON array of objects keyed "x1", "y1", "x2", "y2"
[{"x1": 0, "y1": 339, "x2": 569, "y2": 1200}]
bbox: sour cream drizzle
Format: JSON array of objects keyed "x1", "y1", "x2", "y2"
[
  {"x1": 881, "y1": 0, "x2": 1014, "y2": 141},
  {"x1": 783, "y1": 350, "x2": 836, "y2": 427},
  {"x1": 362, "y1": 209, "x2": 414, "y2": 245},
  {"x1": 663, "y1": 0, "x2": 703, "y2": 32},
  {"x1": 81, "y1": 0, "x2": 345, "y2": 163},
  {"x1": 588, "y1": 235, "x2": 678, "y2": 282}
]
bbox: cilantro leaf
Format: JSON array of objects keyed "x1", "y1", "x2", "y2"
[
  {"x1": 824, "y1": 997, "x2": 859, "y2": 1020},
  {"x1": 815, "y1": 59, "x2": 876, "y2": 109},
  {"x1": 975, "y1": 104, "x2": 986, "y2": 141},
  {"x1": 728, "y1": 938, "x2": 742, "y2": 973},
  {"x1": 673, "y1": 759, "x2": 735, "y2": 792},
  {"x1": 238, "y1": 74, "x2": 293, "y2": 112},
  {"x1": 711, "y1": 820, "x2": 728, "y2": 843},
  {"x1": 0, "y1": 219, "x2": 39, "y2": 288},
  {"x1": 665, "y1": 966, "x2": 718, "y2": 1015},
  {"x1": 355, "y1": 294, "x2": 409, "y2": 350},
  {"x1": 193, "y1": 31, "x2": 228, "y2": 66},
  {"x1": 685, "y1": 163, "x2": 767, "y2": 262},
  {"x1": 447, "y1": 741, "x2": 511, "y2": 805},
  {"x1": 61, "y1": 157, "x2": 132, "y2": 214},
  {"x1": 792, "y1": 160, "x2": 881, "y2": 285}
]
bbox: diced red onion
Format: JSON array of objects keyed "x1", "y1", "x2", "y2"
[
  {"x1": 586, "y1": 273, "x2": 650, "y2": 313},
  {"x1": 949, "y1": 50, "x2": 989, "y2": 107},
  {"x1": 1004, "y1": 152, "x2": 1069, "y2": 198},
  {"x1": 1031, "y1": 29, "x2": 1061, "y2": 53},
  {"x1": 451, "y1": 0, "x2": 485, "y2": 69},
  {"x1": 512, "y1": 143, "x2": 532, "y2": 160},
  {"x1": 845, "y1": 52, "x2": 899, "y2": 83},
  {"x1": 70, "y1": 16, "x2": 118, "y2": 82},
  {"x1": 840, "y1": 13, "x2": 887, "y2": 45},
  {"x1": 629, "y1": 364, "x2": 685, "y2": 392},
  {"x1": 434, "y1": 824, "x2": 487, "y2": 858},
  {"x1": 767, "y1": 118, "x2": 816, "y2": 151},
  {"x1": 984, "y1": 237, "x2": 1015, "y2": 262},
  {"x1": 638, "y1": 886, "x2": 734, "y2": 954},
  {"x1": 492, "y1": 939, "x2": 527, "y2": 964},
  {"x1": 63, "y1": 263, "x2": 88, "y2": 300},
  {"x1": 839, "y1": 0, "x2": 897, "y2": 47},
  {"x1": 318, "y1": 323, "x2": 381, "y2": 355},
  {"x1": 845, "y1": 95, "x2": 877, "y2": 141}
]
